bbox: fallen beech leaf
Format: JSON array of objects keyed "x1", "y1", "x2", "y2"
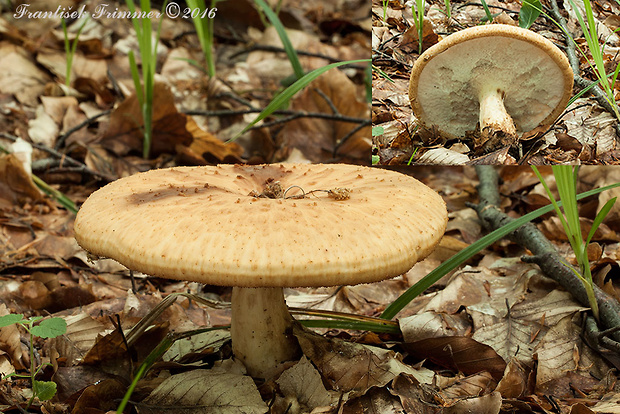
[
  {"x1": 278, "y1": 70, "x2": 370, "y2": 162},
  {"x1": 0, "y1": 42, "x2": 49, "y2": 106},
  {"x1": 0, "y1": 304, "x2": 26, "y2": 370},
  {"x1": 142, "y1": 369, "x2": 268, "y2": 413},
  {"x1": 295, "y1": 326, "x2": 433, "y2": 397},
  {"x1": 163, "y1": 330, "x2": 230, "y2": 363},
  {"x1": 443, "y1": 391, "x2": 502, "y2": 414},
  {"x1": 495, "y1": 358, "x2": 528, "y2": 398},
  {"x1": 343, "y1": 388, "x2": 404, "y2": 414},
  {"x1": 274, "y1": 356, "x2": 339, "y2": 412},
  {"x1": 471, "y1": 290, "x2": 587, "y2": 369},
  {"x1": 0, "y1": 153, "x2": 44, "y2": 209},
  {"x1": 101, "y1": 81, "x2": 192, "y2": 157},
  {"x1": 50, "y1": 313, "x2": 106, "y2": 366},
  {"x1": 416, "y1": 148, "x2": 470, "y2": 165},
  {"x1": 403, "y1": 336, "x2": 506, "y2": 381},
  {"x1": 398, "y1": 20, "x2": 439, "y2": 53},
  {"x1": 176, "y1": 117, "x2": 243, "y2": 164},
  {"x1": 535, "y1": 315, "x2": 611, "y2": 387}
]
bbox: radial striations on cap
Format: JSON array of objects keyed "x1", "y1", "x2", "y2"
[{"x1": 74, "y1": 164, "x2": 448, "y2": 288}]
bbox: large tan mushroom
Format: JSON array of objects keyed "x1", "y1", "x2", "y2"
[
  {"x1": 409, "y1": 24, "x2": 574, "y2": 153},
  {"x1": 73, "y1": 164, "x2": 448, "y2": 378}
]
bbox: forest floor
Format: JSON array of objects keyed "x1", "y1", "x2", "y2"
[
  {"x1": 372, "y1": 0, "x2": 620, "y2": 165},
  {"x1": 2, "y1": 0, "x2": 620, "y2": 413}
]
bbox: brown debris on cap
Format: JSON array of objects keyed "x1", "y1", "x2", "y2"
[
  {"x1": 74, "y1": 163, "x2": 448, "y2": 288},
  {"x1": 409, "y1": 24, "x2": 574, "y2": 153}
]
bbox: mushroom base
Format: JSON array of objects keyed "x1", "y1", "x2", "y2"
[
  {"x1": 231, "y1": 287, "x2": 300, "y2": 379},
  {"x1": 475, "y1": 87, "x2": 518, "y2": 153}
]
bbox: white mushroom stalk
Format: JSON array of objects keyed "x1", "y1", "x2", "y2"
[
  {"x1": 477, "y1": 85, "x2": 517, "y2": 146},
  {"x1": 73, "y1": 164, "x2": 449, "y2": 380},
  {"x1": 231, "y1": 287, "x2": 298, "y2": 378},
  {"x1": 409, "y1": 24, "x2": 574, "y2": 153}
]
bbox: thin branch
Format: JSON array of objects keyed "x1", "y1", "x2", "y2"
[
  {"x1": 183, "y1": 108, "x2": 367, "y2": 124},
  {"x1": 0, "y1": 133, "x2": 115, "y2": 182},
  {"x1": 55, "y1": 109, "x2": 112, "y2": 150},
  {"x1": 473, "y1": 166, "x2": 620, "y2": 347}
]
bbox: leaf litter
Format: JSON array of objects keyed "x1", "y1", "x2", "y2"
[
  {"x1": 372, "y1": 0, "x2": 620, "y2": 165},
  {"x1": 1, "y1": 1, "x2": 620, "y2": 414}
]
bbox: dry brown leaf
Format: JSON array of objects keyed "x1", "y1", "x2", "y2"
[
  {"x1": 0, "y1": 304, "x2": 26, "y2": 370},
  {"x1": 141, "y1": 369, "x2": 268, "y2": 413},
  {"x1": 176, "y1": 117, "x2": 243, "y2": 164},
  {"x1": 50, "y1": 313, "x2": 106, "y2": 366},
  {"x1": 535, "y1": 315, "x2": 611, "y2": 387},
  {"x1": 273, "y1": 356, "x2": 340, "y2": 413},
  {"x1": 28, "y1": 104, "x2": 59, "y2": 147},
  {"x1": 404, "y1": 337, "x2": 506, "y2": 381},
  {"x1": 495, "y1": 358, "x2": 528, "y2": 398},
  {"x1": 398, "y1": 20, "x2": 439, "y2": 54},
  {"x1": 295, "y1": 326, "x2": 434, "y2": 397},
  {"x1": 101, "y1": 81, "x2": 193, "y2": 157},
  {"x1": 0, "y1": 42, "x2": 49, "y2": 106},
  {"x1": 442, "y1": 391, "x2": 502, "y2": 414},
  {"x1": 343, "y1": 388, "x2": 405, "y2": 414},
  {"x1": 278, "y1": 70, "x2": 370, "y2": 162},
  {"x1": 471, "y1": 289, "x2": 587, "y2": 368},
  {"x1": 399, "y1": 311, "x2": 471, "y2": 341},
  {"x1": 0, "y1": 153, "x2": 44, "y2": 209}
]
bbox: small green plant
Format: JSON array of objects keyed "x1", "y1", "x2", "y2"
[
  {"x1": 61, "y1": 17, "x2": 87, "y2": 87},
  {"x1": 382, "y1": 0, "x2": 389, "y2": 21},
  {"x1": 381, "y1": 179, "x2": 620, "y2": 319},
  {"x1": 479, "y1": 0, "x2": 495, "y2": 23},
  {"x1": 564, "y1": 0, "x2": 620, "y2": 119},
  {"x1": 231, "y1": 59, "x2": 370, "y2": 141},
  {"x1": 412, "y1": 0, "x2": 425, "y2": 54},
  {"x1": 532, "y1": 166, "x2": 616, "y2": 321},
  {"x1": 184, "y1": 0, "x2": 220, "y2": 78},
  {"x1": 443, "y1": 0, "x2": 451, "y2": 21},
  {"x1": 0, "y1": 314, "x2": 67, "y2": 408},
  {"x1": 126, "y1": 0, "x2": 166, "y2": 159},
  {"x1": 519, "y1": 0, "x2": 541, "y2": 28},
  {"x1": 253, "y1": 0, "x2": 304, "y2": 82}
]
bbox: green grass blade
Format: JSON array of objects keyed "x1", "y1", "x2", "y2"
[
  {"x1": 299, "y1": 319, "x2": 400, "y2": 334},
  {"x1": 230, "y1": 59, "x2": 370, "y2": 141},
  {"x1": 253, "y1": 0, "x2": 304, "y2": 80},
  {"x1": 586, "y1": 197, "x2": 616, "y2": 246},
  {"x1": 31, "y1": 175, "x2": 78, "y2": 214},
  {"x1": 552, "y1": 166, "x2": 582, "y2": 252},
  {"x1": 380, "y1": 181, "x2": 620, "y2": 320},
  {"x1": 128, "y1": 51, "x2": 143, "y2": 107},
  {"x1": 519, "y1": 0, "x2": 541, "y2": 28},
  {"x1": 479, "y1": 0, "x2": 494, "y2": 22}
]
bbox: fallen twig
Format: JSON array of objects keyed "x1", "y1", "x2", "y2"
[
  {"x1": 472, "y1": 166, "x2": 620, "y2": 347},
  {"x1": 548, "y1": 0, "x2": 620, "y2": 135},
  {"x1": 0, "y1": 132, "x2": 115, "y2": 182}
]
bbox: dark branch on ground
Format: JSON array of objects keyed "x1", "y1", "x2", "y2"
[
  {"x1": 472, "y1": 166, "x2": 620, "y2": 349},
  {"x1": 0, "y1": 132, "x2": 115, "y2": 182},
  {"x1": 548, "y1": 0, "x2": 620, "y2": 136}
]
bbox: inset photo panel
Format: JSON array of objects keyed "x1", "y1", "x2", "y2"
[{"x1": 372, "y1": 0, "x2": 620, "y2": 165}]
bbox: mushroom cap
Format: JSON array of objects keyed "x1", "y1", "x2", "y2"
[
  {"x1": 409, "y1": 24, "x2": 574, "y2": 138},
  {"x1": 74, "y1": 164, "x2": 447, "y2": 288}
]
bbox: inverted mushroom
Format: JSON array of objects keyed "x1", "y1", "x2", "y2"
[
  {"x1": 409, "y1": 24, "x2": 574, "y2": 153},
  {"x1": 73, "y1": 164, "x2": 448, "y2": 378}
]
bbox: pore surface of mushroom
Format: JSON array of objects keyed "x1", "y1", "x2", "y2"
[
  {"x1": 74, "y1": 164, "x2": 448, "y2": 378},
  {"x1": 409, "y1": 24, "x2": 574, "y2": 153}
]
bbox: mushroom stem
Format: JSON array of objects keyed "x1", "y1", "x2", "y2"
[
  {"x1": 477, "y1": 87, "x2": 517, "y2": 149},
  {"x1": 231, "y1": 287, "x2": 300, "y2": 379}
]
